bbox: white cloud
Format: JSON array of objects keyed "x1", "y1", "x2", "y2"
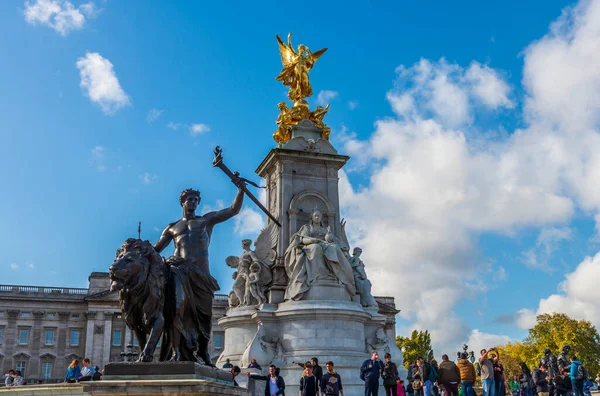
[
  {"x1": 465, "y1": 62, "x2": 514, "y2": 109},
  {"x1": 515, "y1": 308, "x2": 538, "y2": 330},
  {"x1": 201, "y1": 200, "x2": 225, "y2": 214},
  {"x1": 339, "y1": 0, "x2": 600, "y2": 351},
  {"x1": 519, "y1": 227, "x2": 573, "y2": 272},
  {"x1": 391, "y1": 58, "x2": 514, "y2": 128},
  {"x1": 167, "y1": 122, "x2": 210, "y2": 136},
  {"x1": 189, "y1": 123, "x2": 210, "y2": 136},
  {"x1": 141, "y1": 173, "x2": 158, "y2": 184},
  {"x1": 10, "y1": 263, "x2": 19, "y2": 270},
  {"x1": 465, "y1": 330, "x2": 511, "y2": 356},
  {"x1": 516, "y1": 250, "x2": 600, "y2": 330},
  {"x1": 146, "y1": 108, "x2": 164, "y2": 124},
  {"x1": 89, "y1": 145, "x2": 106, "y2": 171},
  {"x1": 76, "y1": 52, "x2": 130, "y2": 114},
  {"x1": 24, "y1": 0, "x2": 96, "y2": 36},
  {"x1": 233, "y1": 208, "x2": 265, "y2": 237},
  {"x1": 317, "y1": 90, "x2": 338, "y2": 106},
  {"x1": 348, "y1": 100, "x2": 359, "y2": 110},
  {"x1": 27, "y1": 263, "x2": 35, "y2": 269}
]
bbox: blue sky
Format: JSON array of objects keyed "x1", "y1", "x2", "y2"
[{"x1": 2, "y1": 0, "x2": 600, "y2": 355}]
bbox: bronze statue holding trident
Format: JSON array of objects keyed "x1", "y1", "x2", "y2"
[{"x1": 109, "y1": 147, "x2": 279, "y2": 365}]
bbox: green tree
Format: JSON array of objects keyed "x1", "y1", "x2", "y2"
[
  {"x1": 498, "y1": 313, "x2": 600, "y2": 379},
  {"x1": 396, "y1": 330, "x2": 434, "y2": 369}
]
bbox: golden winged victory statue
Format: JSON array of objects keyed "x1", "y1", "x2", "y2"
[{"x1": 273, "y1": 33, "x2": 331, "y2": 144}]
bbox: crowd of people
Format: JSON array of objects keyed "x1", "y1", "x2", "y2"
[
  {"x1": 4, "y1": 357, "x2": 102, "y2": 387},
  {"x1": 221, "y1": 347, "x2": 598, "y2": 396},
  {"x1": 404, "y1": 347, "x2": 598, "y2": 396}
]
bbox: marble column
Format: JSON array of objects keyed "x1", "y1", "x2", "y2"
[
  {"x1": 84, "y1": 312, "x2": 97, "y2": 364},
  {"x1": 2, "y1": 310, "x2": 19, "y2": 374},
  {"x1": 102, "y1": 312, "x2": 113, "y2": 368},
  {"x1": 55, "y1": 311, "x2": 71, "y2": 377},
  {"x1": 29, "y1": 310, "x2": 45, "y2": 378}
]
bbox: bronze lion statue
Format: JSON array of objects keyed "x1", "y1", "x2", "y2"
[{"x1": 109, "y1": 238, "x2": 167, "y2": 362}]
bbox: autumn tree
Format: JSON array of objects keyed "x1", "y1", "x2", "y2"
[
  {"x1": 498, "y1": 313, "x2": 600, "y2": 378},
  {"x1": 396, "y1": 330, "x2": 435, "y2": 369}
]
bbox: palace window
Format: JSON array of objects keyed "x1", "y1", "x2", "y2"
[
  {"x1": 18, "y1": 329, "x2": 29, "y2": 345},
  {"x1": 71, "y1": 314, "x2": 80, "y2": 319},
  {"x1": 69, "y1": 330, "x2": 80, "y2": 346},
  {"x1": 45, "y1": 329, "x2": 55, "y2": 345},
  {"x1": 41, "y1": 362, "x2": 52, "y2": 380},
  {"x1": 112, "y1": 330, "x2": 122, "y2": 346},
  {"x1": 132, "y1": 336, "x2": 139, "y2": 347},
  {"x1": 0, "y1": 327, "x2": 3, "y2": 344},
  {"x1": 47, "y1": 313, "x2": 55, "y2": 318},
  {"x1": 15, "y1": 361, "x2": 26, "y2": 375},
  {"x1": 20, "y1": 312, "x2": 31, "y2": 318},
  {"x1": 213, "y1": 333, "x2": 224, "y2": 349},
  {"x1": 0, "y1": 311, "x2": 4, "y2": 317}
]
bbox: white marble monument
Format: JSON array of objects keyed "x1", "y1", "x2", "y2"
[{"x1": 217, "y1": 121, "x2": 405, "y2": 396}]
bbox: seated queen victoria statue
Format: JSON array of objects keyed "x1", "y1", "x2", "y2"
[{"x1": 284, "y1": 209, "x2": 356, "y2": 301}]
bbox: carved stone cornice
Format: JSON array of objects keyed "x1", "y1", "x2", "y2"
[
  {"x1": 57, "y1": 312, "x2": 71, "y2": 319},
  {"x1": 85, "y1": 311, "x2": 97, "y2": 319},
  {"x1": 33, "y1": 310, "x2": 45, "y2": 319},
  {"x1": 104, "y1": 311, "x2": 116, "y2": 319},
  {"x1": 7, "y1": 310, "x2": 19, "y2": 318}
]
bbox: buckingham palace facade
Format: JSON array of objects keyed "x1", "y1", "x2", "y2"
[{"x1": 0, "y1": 272, "x2": 399, "y2": 383}]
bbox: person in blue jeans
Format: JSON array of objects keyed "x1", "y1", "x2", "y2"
[
  {"x1": 361, "y1": 351, "x2": 384, "y2": 396},
  {"x1": 479, "y1": 349, "x2": 497, "y2": 396},
  {"x1": 416, "y1": 357, "x2": 432, "y2": 396}
]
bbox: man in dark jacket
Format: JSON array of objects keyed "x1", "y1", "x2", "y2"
[
  {"x1": 249, "y1": 365, "x2": 286, "y2": 396},
  {"x1": 382, "y1": 353, "x2": 400, "y2": 396},
  {"x1": 439, "y1": 354, "x2": 461, "y2": 396},
  {"x1": 416, "y1": 357, "x2": 432, "y2": 396},
  {"x1": 361, "y1": 351, "x2": 385, "y2": 396},
  {"x1": 532, "y1": 365, "x2": 549, "y2": 396},
  {"x1": 295, "y1": 358, "x2": 323, "y2": 392}
]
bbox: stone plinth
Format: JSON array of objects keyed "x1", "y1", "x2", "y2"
[
  {"x1": 219, "y1": 298, "x2": 388, "y2": 396},
  {"x1": 103, "y1": 361, "x2": 234, "y2": 384},
  {"x1": 83, "y1": 379, "x2": 249, "y2": 396},
  {"x1": 0, "y1": 383, "x2": 86, "y2": 395}
]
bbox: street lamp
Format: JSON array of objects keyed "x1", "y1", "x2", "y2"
[
  {"x1": 120, "y1": 344, "x2": 140, "y2": 362},
  {"x1": 457, "y1": 344, "x2": 475, "y2": 363}
]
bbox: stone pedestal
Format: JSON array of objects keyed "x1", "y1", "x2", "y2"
[
  {"x1": 219, "y1": 297, "x2": 394, "y2": 396},
  {"x1": 103, "y1": 361, "x2": 234, "y2": 383},
  {"x1": 83, "y1": 380, "x2": 249, "y2": 396}
]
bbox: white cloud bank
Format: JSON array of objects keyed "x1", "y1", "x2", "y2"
[
  {"x1": 76, "y1": 52, "x2": 130, "y2": 114},
  {"x1": 24, "y1": 0, "x2": 96, "y2": 36},
  {"x1": 339, "y1": 0, "x2": 600, "y2": 353}
]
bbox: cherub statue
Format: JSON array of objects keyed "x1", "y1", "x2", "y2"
[
  {"x1": 309, "y1": 104, "x2": 331, "y2": 140},
  {"x1": 246, "y1": 262, "x2": 267, "y2": 305},
  {"x1": 276, "y1": 33, "x2": 327, "y2": 104},
  {"x1": 340, "y1": 219, "x2": 378, "y2": 307},
  {"x1": 225, "y1": 224, "x2": 278, "y2": 307},
  {"x1": 274, "y1": 102, "x2": 293, "y2": 144}
]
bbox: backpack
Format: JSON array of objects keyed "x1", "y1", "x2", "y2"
[
  {"x1": 575, "y1": 364, "x2": 589, "y2": 381},
  {"x1": 429, "y1": 365, "x2": 438, "y2": 382}
]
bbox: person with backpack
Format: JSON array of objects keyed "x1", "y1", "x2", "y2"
[
  {"x1": 570, "y1": 355, "x2": 587, "y2": 396},
  {"x1": 361, "y1": 351, "x2": 385, "y2": 396}
]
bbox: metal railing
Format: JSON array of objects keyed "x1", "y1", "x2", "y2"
[{"x1": 0, "y1": 285, "x2": 89, "y2": 295}]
